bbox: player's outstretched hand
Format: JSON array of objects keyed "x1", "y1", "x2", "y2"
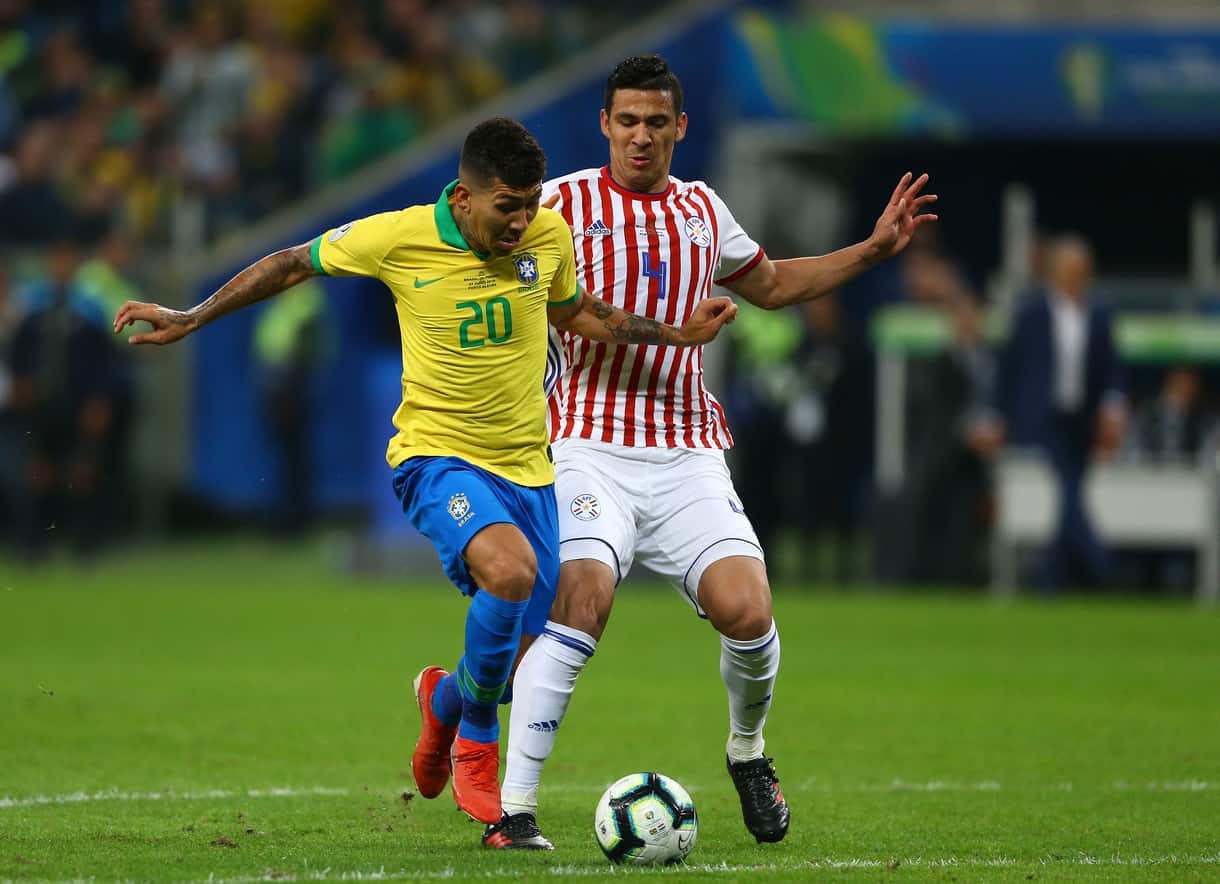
[
  {"x1": 677, "y1": 296, "x2": 738, "y2": 345},
  {"x1": 113, "y1": 300, "x2": 197, "y2": 346},
  {"x1": 868, "y1": 172, "x2": 938, "y2": 261}
]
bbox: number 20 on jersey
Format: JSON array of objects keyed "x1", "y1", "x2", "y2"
[{"x1": 457, "y1": 297, "x2": 514, "y2": 348}]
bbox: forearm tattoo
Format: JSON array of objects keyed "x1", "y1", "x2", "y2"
[
  {"x1": 156, "y1": 306, "x2": 194, "y2": 329},
  {"x1": 590, "y1": 298, "x2": 673, "y2": 344},
  {"x1": 191, "y1": 247, "x2": 314, "y2": 325}
]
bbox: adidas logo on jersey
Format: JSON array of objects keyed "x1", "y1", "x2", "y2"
[{"x1": 583, "y1": 219, "x2": 611, "y2": 236}]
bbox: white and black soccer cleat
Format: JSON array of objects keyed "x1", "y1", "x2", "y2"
[{"x1": 482, "y1": 812, "x2": 555, "y2": 850}]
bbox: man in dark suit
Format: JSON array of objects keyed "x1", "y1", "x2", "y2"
[
  {"x1": 904, "y1": 292, "x2": 996, "y2": 585},
  {"x1": 982, "y1": 235, "x2": 1126, "y2": 590}
]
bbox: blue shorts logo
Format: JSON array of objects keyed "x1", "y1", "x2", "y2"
[
  {"x1": 515, "y1": 253, "x2": 539, "y2": 286},
  {"x1": 448, "y1": 493, "x2": 474, "y2": 526}
]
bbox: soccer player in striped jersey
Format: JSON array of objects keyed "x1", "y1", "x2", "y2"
[
  {"x1": 487, "y1": 57, "x2": 937, "y2": 849},
  {"x1": 113, "y1": 117, "x2": 736, "y2": 828}
]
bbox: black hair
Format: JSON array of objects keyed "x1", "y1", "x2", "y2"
[
  {"x1": 459, "y1": 117, "x2": 546, "y2": 189},
  {"x1": 604, "y1": 54, "x2": 683, "y2": 117}
]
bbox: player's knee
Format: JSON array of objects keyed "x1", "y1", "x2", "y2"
[
  {"x1": 567, "y1": 592, "x2": 612, "y2": 638},
  {"x1": 732, "y1": 608, "x2": 774, "y2": 642},
  {"x1": 709, "y1": 596, "x2": 773, "y2": 642},
  {"x1": 481, "y1": 549, "x2": 537, "y2": 601},
  {"x1": 553, "y1": 561, "x2": 615, "y2": 638}
]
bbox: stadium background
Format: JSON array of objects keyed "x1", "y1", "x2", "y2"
[
  {"x1": 2, "y1": 1, "x2": 1219, "y2": 880},
  {"x1": 1, "y1": 0, "x2": 1218, "y2": 592}
]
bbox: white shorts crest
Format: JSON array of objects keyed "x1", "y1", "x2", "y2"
[{"x1": 570, "y1": 493, "x2": 600, "y2": 521}]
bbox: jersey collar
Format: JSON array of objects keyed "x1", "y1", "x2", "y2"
[
  {"x1": 600, "y1": 166, "x2": 675, "y2": 201},
  {"x1": 434, "y1": 179, "x2": 490, "y2": 259}
]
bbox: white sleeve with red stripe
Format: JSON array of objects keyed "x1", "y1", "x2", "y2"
[{"x1": 704, "y1": 185, "x2": 765, "y2": 285}]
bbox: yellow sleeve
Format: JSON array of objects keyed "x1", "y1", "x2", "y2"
[
  {"x1": 545, "y1": 211, "x2": 579, "y2": 306},
  {"x1": 311, "y1": 212, "x2": 401, "y2": 278}
]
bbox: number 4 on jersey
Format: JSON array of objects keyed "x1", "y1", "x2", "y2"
[{"x1": 643, "y1": 251, "x2": 667, "y2": 301}]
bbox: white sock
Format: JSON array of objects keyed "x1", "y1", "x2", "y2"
[
  {"x1": 501, "y1": 621, "x2": 597, "y2": 815},
  {"x1": 721, "y1": 620, "x2": 780, "y2": 763}
]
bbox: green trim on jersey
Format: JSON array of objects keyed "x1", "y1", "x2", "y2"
[
  {"x1": 309, "y1": 237, "x2": 327, "y2": 275},
  {"x1": 550, "y1": 286, "x2": 580, "y2": 308},
  {"x1": 434, "y1": 179, "x2": 490, "y2": 259}
]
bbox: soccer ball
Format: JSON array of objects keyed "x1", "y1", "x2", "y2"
[{"x1": 593, "y1": 772, "x2": 698, "y2": 865}]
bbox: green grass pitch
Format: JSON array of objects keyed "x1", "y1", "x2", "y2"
[{"x1": 1, "y1": 541, "x2": 1218, "y2": 881}]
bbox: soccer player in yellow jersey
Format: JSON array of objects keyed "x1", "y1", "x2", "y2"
[{"x1": 113, "y1": 118, "x2": 737, "y2": 826}]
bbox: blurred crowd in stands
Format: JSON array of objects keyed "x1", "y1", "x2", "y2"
[{"x1": 0, "y1": 0, "x2": 645, "y2": 250}]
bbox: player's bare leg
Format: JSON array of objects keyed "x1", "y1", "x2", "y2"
[
  {"x1": 698, "y1": 556, "x2": 789, "y2": 843},
  {"x1": 487, "y1": 558, "x2": 616, "y2": 848}
]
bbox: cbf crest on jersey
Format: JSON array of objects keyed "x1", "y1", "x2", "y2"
[
  {"x1": 682, "y1": 216, "x2": 712, "y2": 248},
  {"x1": 514, "y1": 252, "x2": 539, "y2": 286}
]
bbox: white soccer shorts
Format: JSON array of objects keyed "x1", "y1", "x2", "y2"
[{"x1": 553, "y1": 437, "x2": 765, "y2": 615}]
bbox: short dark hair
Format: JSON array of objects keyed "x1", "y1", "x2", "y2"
[
  {"x1": 604, "y1": 54, "x2": 683, "y2": 117},
  {"x1": 459, "y1": 117, "x2": 546, "y2": 189}
]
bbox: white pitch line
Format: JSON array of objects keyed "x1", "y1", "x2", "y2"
[
  {"x1": 1113, "y1": 779, "x2": 1219, "y2": 791},
  {"x1": 790, "y1": 779, "x2": 1219, "y2": 793},
  {"x1": 195, "y1": 854, "x2": 1220, "y2": 883},
  {"x1": 0, "y1": 786, "x2": 351, "y2": 809},
  {"x1": 548, "y1": 779, "x2": 1220, "y2": 795},
  {"x1": 4, "y1": 779, "x2": 1217, "y2": 810}
]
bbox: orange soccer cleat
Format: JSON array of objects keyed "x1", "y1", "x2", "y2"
[
  {"x1": 412, "y1": 666, "x2": 458, "y2": 799},
  {"x1": 450, "y1": 735, "x2": 502, "y2": 824}
]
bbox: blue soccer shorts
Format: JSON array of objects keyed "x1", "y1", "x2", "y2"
[{"x1": 391, "y1": 455, "x2": 559, "y2": 637}]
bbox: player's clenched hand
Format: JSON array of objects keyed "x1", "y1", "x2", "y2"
[
  {"x1": 868, "y1": 172, "x2": 938, "y2": 262},
  {"x1": 113, "y1": 300, "x2": 197, "y2": 346},
  {"x1": 676, "y1": 296, "x2": 737, "y2": 345}
]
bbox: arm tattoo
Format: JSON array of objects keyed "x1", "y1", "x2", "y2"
[
  {"x1": 157, "y1": 306, "x2": 193, "y2": 328},
  {"x1": 190, "y1": 246, "x2": 315, "y2": 326},
  {"x1": 589, "y1": 298, "x2": 674, "y2": 344}
]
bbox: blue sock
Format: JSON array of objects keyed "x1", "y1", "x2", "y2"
[
  {"x1": 430, "y1": 673, "x2": 462, "y2": 728},
  {"x1": 456, "y1": 591, "x2": 528, "y2": 743}
]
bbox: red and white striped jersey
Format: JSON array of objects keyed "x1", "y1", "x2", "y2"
[{"x1": 544, "y1": 166, "x2": 764, "y2": 449}]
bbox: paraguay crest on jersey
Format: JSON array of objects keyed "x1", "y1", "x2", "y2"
[{"x1": 682, "y1": 216, "x2": 712, "y2": 247}]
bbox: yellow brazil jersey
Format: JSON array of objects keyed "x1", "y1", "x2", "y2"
[{"x1": 311, "y1": 180, "x2": 579, "y2": 487}]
